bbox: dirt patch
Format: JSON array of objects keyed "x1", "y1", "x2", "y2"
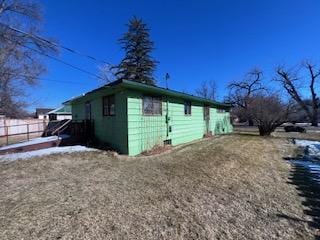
[
  {"x1": 0, "y1": 135, "x2": 318, "y2": 239},
  {"x1": 139, "y1": 144, "x2": 172, "y2": 156}
]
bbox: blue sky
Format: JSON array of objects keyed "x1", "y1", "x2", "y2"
[{"x1": 29, "y1": 0, "x2": 320, "y2": 110}]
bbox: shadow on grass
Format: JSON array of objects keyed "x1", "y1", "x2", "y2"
[{"x1": 283, "y1": 157, "x2": 320, "y2": 239}]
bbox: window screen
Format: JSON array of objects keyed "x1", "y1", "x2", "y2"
[
  {"x1": 85, "y1": 102, "x2": 91, "y2": 120},
  {"x1": 143, "y1": 96, "x2": 162, "y2": 115},
  {"x1": 184, "y1": 101, "x2": 192, "y2": 115},
  {"x1": 217, "y1": 109, "x2": 226, "y2": 113},
  {"x1": 103, "y1": 95, "x2": 115, "y2": 116}
]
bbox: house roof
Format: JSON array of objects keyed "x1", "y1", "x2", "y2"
[
  {"x1": 36, "y1": 108, "x2": 54, "y2": 115},
  {"x1": 65, "y1": 79, "x2": 231, "y2": 108},
  {"x1": 47, "y1": 104, "x2": 72, "y2": 115}
]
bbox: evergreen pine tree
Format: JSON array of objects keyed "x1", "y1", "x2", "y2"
[{"x1": 115, "y1": 17, "x2": 157, "y2": 85}]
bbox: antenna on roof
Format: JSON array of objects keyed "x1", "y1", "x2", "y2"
[{"x1": 165, "y1": 73, "x2": 170, "y2": 89}]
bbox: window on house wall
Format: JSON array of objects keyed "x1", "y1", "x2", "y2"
[
  {"x1": 217, "y1": 108, "x2": 226, "y2": 113},
  {"x1": 184, "y1": 101, "x2": 191, "y2": 115},
  {"x1": 103, "y1": 95, "x2": 115, "y2": 116},
  {"x1": 85, "y1": 102, "x2": 91, "y2": 120},
  {"x1": 143, "y1": 96, "x2": 162, "y2": 115},
  {"x1": 49, "y1": 114, "x2": 57, "y2": 121}
]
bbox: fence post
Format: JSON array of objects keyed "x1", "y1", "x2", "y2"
[
  {"x1": 27, "y1": 124, "x2": 29, "y2": 141},
  {"x1": 6, "y1": 126, "x2": 9, "y2": 145},
  {"x1": 43, "y1": 119, "x2": 47, "y2": 136},
  {"x1": 3, "y1": 119, "x2": 8, "y2": 145}
]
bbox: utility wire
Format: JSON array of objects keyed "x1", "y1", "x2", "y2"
[
  {"x1": 33, "y1": 77, "x2": 88, "y2": 85},
  {"x1": 0, "y1": 22, "x2": 113, "y2": 66},
  {"x1": 21, "y1": 44, "x2": 106, "y2": 81},
  {"x1": 40, "y1": 78, "x2": 87, "y2": 85},
  {"x1": 1, "y1": 33, "x2": 106, "y2": 81},
  {"x1": 5, "y1": 72, "x2": 89, "y2": 85}
]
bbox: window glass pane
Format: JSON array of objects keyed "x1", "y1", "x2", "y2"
[
  {"x1": 184, "y1": 101, "x2": 191, "y2": 115},
  {"x1": 153, "y1": 97, "x2": 161, "y2": 115},
  {"x1": 103, "y1": 97, "x2": 109, "y2": 115},
  {"x1": 143, "y1": 96, "x2": 162, "y2": 115},
  {"x1": 103, "y1": 95, "x2": 116, "y2": 116},
  {"x1": 184, "y1": 102, "x2": 187, "y2": 115},
  {"x1": 85, "y1": 102, "x2": 91, "y2": 119},
  {"x1": 143, "y1": 96, "x2": 153, "y2": 114},
  {"x1": 109, "y1": 95, "x2": 115, "y2": 115}
]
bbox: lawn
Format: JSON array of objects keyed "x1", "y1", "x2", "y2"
[{"x1": 0, "y1": 134, "x2": 318, "y2": 239}]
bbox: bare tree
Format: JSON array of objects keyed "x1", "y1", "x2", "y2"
[
  {"x1": 228, "y1": 69, "x2": 265, "y2": 126},
  {"x1": 276, "y1": 62, "x2": 320, "y2": 127},
  {"x1": 98, "y1": 63, "x2": 117, "y2": 83},
  {"x1": 0, "y1": 0, "x2": 57, "y2": 118},
  {"x1": 247, "y1": 94, "x2": 291, "y2": 136},
  {"x1": 195, "y1": 80, "x2": 217, "y2": 100}
]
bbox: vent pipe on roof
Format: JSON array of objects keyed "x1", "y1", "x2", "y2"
[{"x1": 165, "y1": 73, "x2": 170, "y2": 89}]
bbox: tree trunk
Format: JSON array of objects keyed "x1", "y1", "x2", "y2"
[
  {"x1": 258, "y1": 125, "x2": 278, "y2": 136},
  {"x1": 311, "y1": 114, "x2": 318, "y2": 127},
  {"x1": 258, "y1": 127, "x2": 272, "y2": 136}
]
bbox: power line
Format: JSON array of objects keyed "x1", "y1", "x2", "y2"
[
  {"x1": 40, "y1": 78, "x2": 87, "y2": 85},
  {"x1": 0, "y1": 23, "x2": 116, "y2": 85},
  {"x1": 0, "y1": 22, "x2": 113, "y2": 66},
  {"x1": 7, "y1": 72, "x2": 90, "y2": 85},
  {"x1": 31, "y1": 76, "x2": 88, "y2": 85},
  {"x1": 21, "y1": 44, "x2": 106, "y2": 81},
  {"x1": 1, "y1": 33, "x2": 107, "y2": 81}
]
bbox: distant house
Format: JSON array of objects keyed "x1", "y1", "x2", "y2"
[
  {"x1": 35, "y1": 108, "x2": 53, "y2": 120},
  {"x1": 47, "y1": 104, "x2": 72, "y2": 121},
  {"x1": 66, "y1": 79, "x2": 233, "y2": 156}
]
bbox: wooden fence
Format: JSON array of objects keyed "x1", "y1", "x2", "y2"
[{"x1": 0, "y1": 119, "x2": 48, "y2": 146}]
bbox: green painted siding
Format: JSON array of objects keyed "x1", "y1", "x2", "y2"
[
  {"x1": 167, "y1": 98, "x2": 205, "y2": 146},
  {"x1": 70, "y1": 87, "x2": 232, "y2": 156},
  {"x1": 126, "y1": 90, "x2": 232, "y2": 156},
  {"x1": 127, "y1": 91, "x2": 166, "y2": 156},
  {"x1": 71, "y1": 89, "x2": 128, "y2": 154},
  {"x1": 210, "y1": 109, "x2": 233, "y2": 134}
]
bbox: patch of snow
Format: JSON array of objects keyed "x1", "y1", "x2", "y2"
[
  {"x1": 292, "y1": 140, "x2": 320, "y2": 184},
  {"x1": 0, "y1": 145, "x2": 96, "y2": 162},
  {"x1": 295, "y1": 140, "x2": 320, "y2": 157},
  {"x1": 0, "y1": 135, "x2": 70, "y2": 151}
]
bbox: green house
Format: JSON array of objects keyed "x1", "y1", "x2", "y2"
[{"x1": 67, "y1": 80, "x2": 233, "y2": 156}]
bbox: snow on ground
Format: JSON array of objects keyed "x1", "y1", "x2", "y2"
[
  {"x1": 0, "y1": 135, "x2": 70, "y2": 151},
  {"x1": 0, "y1": 145, "x2": 96, "y2": 162},
  {"x1": 295, "y1": 139, "x2": 320, "y2": 157},
  {"x1": 293, "y1": 139, "x2": 320, "y2": 183}
]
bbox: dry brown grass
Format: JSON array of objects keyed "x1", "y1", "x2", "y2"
[
  {"x1": 0, "y1": 135, "x2": 318, "y2": 239},
  {"x1": 234, "y1": 125, "x2": 320, "y2": 141}
]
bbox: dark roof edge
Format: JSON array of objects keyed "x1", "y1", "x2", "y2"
[
  {"x1": 64, "y1": 79, "x2": 231, "y2": 108},
  {"x1": 120, "y1": 80, "x2": 231, "y2": 108}
]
